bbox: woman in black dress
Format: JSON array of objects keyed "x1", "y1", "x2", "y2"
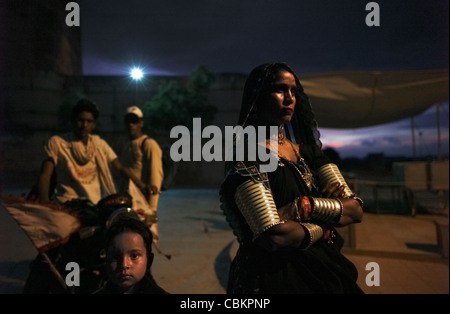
[{"x1": 220, "y1": 62, "x2": 364, "y2": 294}]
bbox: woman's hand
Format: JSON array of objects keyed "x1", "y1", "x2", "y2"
[
  {"x1": 321, "y1": 182, "x2": 363, "y2": 226},
  {"x1": 321, "y1": 182, "x2": 345, "y2": 199},
  {"x1": 277, "y1": 202, "x2": 298, "y2": 221},
  {"x1": 277, "y1": 196, "x2": 312, "y2": 222}
]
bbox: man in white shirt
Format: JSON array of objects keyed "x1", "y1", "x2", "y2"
[
  {"x1": 37, "y1": 99, "x2": 149, "y2": 205},
  {"x1": 118, "y1": 106, "x2": 164, "y2": 244}
]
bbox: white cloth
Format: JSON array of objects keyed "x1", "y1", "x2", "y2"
[
  {"x1": 300, "y1": 70, "x2": 449, "y2": 128},
  {"x1": 1, "y1": 199, "x2": 81, "y2": 253},
  {"x1": 45, "y1": 133, "x2": 117, "y2": 204}
]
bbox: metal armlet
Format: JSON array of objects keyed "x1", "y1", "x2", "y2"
[
  {"x1": 299, "y1": 223, "x2": 323, "y2": 249},
  {"x1": 234, "y1": 179, "x2": 283, "y2": 241},
  {"x1": 308, "y1": 197, "x2": 343, "y2": 226}
]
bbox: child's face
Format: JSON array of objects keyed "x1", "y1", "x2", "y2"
[{"x1": 107, "y1": 231, "x2": 148, "y2": 293}]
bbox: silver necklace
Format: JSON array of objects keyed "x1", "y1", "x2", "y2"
[{"x1": 288, "y1": 141, "x2": 314, "y2": 191}]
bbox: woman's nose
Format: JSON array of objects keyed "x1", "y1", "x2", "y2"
[{"x1": 285, "y1": 91, "x2": 294, "y2": 103}]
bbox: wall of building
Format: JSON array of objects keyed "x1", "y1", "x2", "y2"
[
  {"x1": 0, "y1": 0, "x2": 83, "y2": 190},
  {"x1": 0, "y1": 72, "x2": 248, "y2": 190},
  {"x1": 0, "y1": 1, "x2": 248, "y2": 191}
]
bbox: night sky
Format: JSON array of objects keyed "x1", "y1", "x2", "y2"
[
  {"x1": 78, "y1": 0, "x2": 449, "y2": 158},
  {"x1": 79, "y1": 0, "x2": 448, "y2": 76}
]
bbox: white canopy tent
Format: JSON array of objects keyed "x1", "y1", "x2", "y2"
[{"x1": 301, "y1": 70, "x2": 449, "y2": 129}]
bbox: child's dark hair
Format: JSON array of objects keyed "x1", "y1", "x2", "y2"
[{"x1": 105, "y1": 213, "x2": 153, "y2": 267}]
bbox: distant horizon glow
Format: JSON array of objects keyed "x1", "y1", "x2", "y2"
[{"x1": 320, "y1": 102, "x2": 449, "y2": 159}]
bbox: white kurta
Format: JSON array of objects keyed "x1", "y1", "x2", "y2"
[{"x1": 45, "y1": 133, "x2": 117, "y2": 204}]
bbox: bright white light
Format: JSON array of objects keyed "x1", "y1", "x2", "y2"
[{"x1": 130, "y1": 67, "x2": 144, "y2": 80}]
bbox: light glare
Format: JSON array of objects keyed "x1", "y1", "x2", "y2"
[{"x1": 130, "y1": 67, "x2": 144, "y2": 80}]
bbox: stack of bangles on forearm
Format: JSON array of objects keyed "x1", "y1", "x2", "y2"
[
  {"x1": 298, "y1": 223, "x2": 324, "y2": 249},
  {"x1": 293, "y1": 194, "x2": 364, "y2": 226},
  {"x1": 292, "y1": 194, "x2": 364, "y2": 249},
  {"x1": 292, "y1": 196, "x2": 342, "y2": 226}
]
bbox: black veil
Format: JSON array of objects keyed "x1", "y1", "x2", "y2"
[{"x1": 237, "y1": 62, "x2": 323, "y2": 149}]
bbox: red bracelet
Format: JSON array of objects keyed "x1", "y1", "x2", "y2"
[{"x1": 299, "y1": 196, "x2": 312, "y2": 221}]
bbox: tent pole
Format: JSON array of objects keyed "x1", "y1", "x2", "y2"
[
  {"x1": 436, "y1": 103, "x2": 442, "y2": 161},
  {"x1": 411, "y1": 116, "x2": 417, "y2": 160}
]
